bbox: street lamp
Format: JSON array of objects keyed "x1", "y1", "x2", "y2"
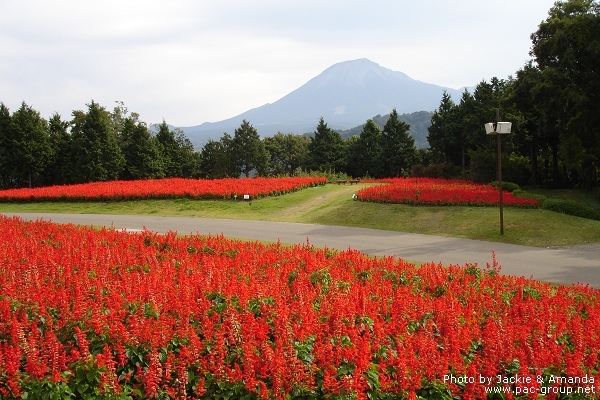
[{"x1": 484, "y1": 110, "x2": 512, "y2": 235}]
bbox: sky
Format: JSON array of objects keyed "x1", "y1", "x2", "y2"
[{"x1": 1, "y1": 0, "x2": 557, "y2": 127}]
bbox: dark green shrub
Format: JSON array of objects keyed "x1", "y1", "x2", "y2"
[
  {"x1": 504, "y1": 153, "x2": 532, "y2": 186},
  {"x1": 489, "y1": 181, "x2": 520, "y2": 193},
  {"x1": 293, "y1": 168, "x2": 351, "y2": 182},
  {"x1": 410, "y1": 163, "x2": 461, "y2": 179},
  {"x1": 468, "y1": 150, "x2": 532, "y2": 185},
  {"x1": 541, "y1": 198, "x2": 600, "y2": 221}
]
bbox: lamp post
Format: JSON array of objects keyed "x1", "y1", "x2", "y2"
[{"x1": 484, "y1": 109, "x2": 512, "y2": 235}]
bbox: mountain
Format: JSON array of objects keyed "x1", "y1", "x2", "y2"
[
  {"x1": 180, "y1": 58, "x2": 466, "y2": 148},
  {"x1": 339, "y1": 111, "x2": 434, "y2": 149}
]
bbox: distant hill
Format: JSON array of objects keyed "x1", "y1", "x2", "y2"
[
  {"x1": 339, "y1": 111, "x2": 433, "y2": 149},
  {"x1": 180, "y1": 58, "x2": 466, "y2": 148}
]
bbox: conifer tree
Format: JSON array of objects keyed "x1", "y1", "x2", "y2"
[
  {"x1": 0, "y1": 103, "x2": 14, "y2": 188},
  {"x1": 347, "y1": 119, "x2": 383, "y2": 177},
  {"x1": 44, "y1": 113, "x2": 72, "y2": 185},
  {"x1": 308, "y1": 118, "x2": 346, "y2": 173},
  {"x1": 378, "y1": 109, "x2": 416, "y2": 177},
  {"x1": 70, "y1": 100, "x2": 125, "y2": 183},
  {"x1": 10, "y1": 102, "x2": 52, "y2": 187},
  {"x1": 231, "y1": 120, "x2": 269, "y2": 177},
  {"x1": 120, "y1": 118, "x2": 164, "y2": 179}
]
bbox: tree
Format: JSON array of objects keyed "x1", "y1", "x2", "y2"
[
  {"x1": 529, "y1": 0, "x2": 600, "y2": 188},
  {"x1": 505, "y1": 63, "x2": 550, "y2": 186},
  {"x1": 427, "y1": 92, "x2": 461, "y2": 166},
  {"x1": 44, "y1": 113, "x2": 73, "y2": 185},
  {"x1": 173, "y1": 128, "x2": 198, "y2": 177},
  {"x1": 378, "y1": 109, "x2": 416, "y2": 177},
  {"x1": 230, "y1": 120, "x2": 269, "y2": 177},
  {"x1": 456, "y1": 88, "x2": 488, "y2": 174},
  {"x1": 70, "y1": 101, "x2": 125, "y2": 183},
  {"x1": 200, "y1": 133, "x2": 239, "y2": 178},
  {"x1": 308, "y1": 118, "x2": 346, "y2": 172},
  {"x1": 10, "y1": 102, "x2": 52, "y2": 187},
  {"x1": 120, "y1": 118, "x2": 164, "y2": 180},
  {"x1": 155, "y1": 120, "x2": 180, "y2": 177},
  {"x1": 111, "y1": 100, "x2": 140, "y2": 139},
  {"x1": 462, "y1": 79, "x2": 519, "y2": 183},
  {"x1": 0, "y1": 103, "x2": 14, "y2": 188},
  {"x1": 200, "y1": 139, "x2": 225, "y2": 178},
  {"x1": 155, "y1": 121, "x2": 197, "y2": 177},
  {"x1": 263, "y1": 132, "x2": 310, "y2": 176},
  {"x1": 346, "y1": 119, "x2": 383, "y2": 177}
]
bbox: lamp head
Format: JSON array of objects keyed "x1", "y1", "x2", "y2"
[
  {"x1": 496, "y1": 122, "x2": 512, "y2": 134},
  {"x1": 484, "y1": 122, "x2": 512, "y2": 134}
]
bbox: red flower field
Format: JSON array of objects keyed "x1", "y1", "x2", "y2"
[
  {"x1": 356, "y1": 178, "x2": 540, "y2": 208},
  {"x1": 0, "y1": 177, "x2": 327, "y2": 202},
  {"x1": 0, "y1": 215, "x2": 597, "y2": 399}
]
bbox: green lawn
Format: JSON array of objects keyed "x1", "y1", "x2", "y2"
[{"x1": 1, "y1": 183, "x2": 599, "y2": 247}]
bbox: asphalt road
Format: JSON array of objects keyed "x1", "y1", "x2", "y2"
[{"x1": 4, "y1": 212, "x2": 600, "y2": 288}]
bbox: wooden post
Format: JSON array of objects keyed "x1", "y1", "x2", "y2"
[{"x1": 496, "y1": 109, "x2": 504, "y2": 235}]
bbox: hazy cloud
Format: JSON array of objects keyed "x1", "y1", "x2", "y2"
[{"x1": 1, "y1": 0, "x2": 555, "y2": 126}]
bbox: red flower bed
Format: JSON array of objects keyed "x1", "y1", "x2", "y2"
[
  {"x1": 356, "y1": 178, "x2": 540, "y2": 208},
  {"x1": 0, "y1": 177, "x2": 327, "y2": 202},
  {"x1": 0, "y1": 215, "x2": 597, "y2": 398}
]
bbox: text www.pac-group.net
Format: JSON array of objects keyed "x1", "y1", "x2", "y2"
[{"x1": 444, "y1": 374, "x2": 596, "y2": 396}]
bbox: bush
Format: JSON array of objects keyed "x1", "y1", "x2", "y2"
[
  {"x1": 504, "y1": 153, "x2": 532, "y2": 186},
  {"x1": 541, "y1": 198, "x2": 600, "y2": 221},
  {"x1": 468, "y1": 151, "x2": 532, "y2": 186},
  {"x1": 293, "y1": 168, "x2": 352, "y2": 182},
  {"x1": 410, "y1": 163, "x2": 461, "y2": 179},
  {"x1": 489, "y1": 181, "x2": 521, "y2": 193}
]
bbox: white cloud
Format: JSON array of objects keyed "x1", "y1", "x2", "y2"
[{"x1": 0, "y1": 0, "x2": 556, "y2": 126}]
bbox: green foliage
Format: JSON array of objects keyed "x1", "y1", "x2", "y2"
[
  {"x1": 199, "y1": 136, "x2": 238, "y2": 179},
  {"x1": 231, "y1": 120, "x2": 269, "y2": 177},
  {"x1": 415, "y1": 380, "x2": 456, "y2": 400},
  {"x1": 527, "y1": 0, "x2": 600, "y2": 188},
  {"x1": 263, "y1": 132, "x2": 310, "y2": 176},
  {"x1": 466, "y1": 147, "x2": 496, "y2": 183},
  {"x1": 378, "y1": 109, "x2": 417, "y2": 177},
  {"x1": 308, "y1": 118, "x2": 347, "y2": 173},
  {"x1": 43, "y1": 113, "x2": 72, "y2": 185},
  {"x1": 503, "y1": 153, "x2": 532, "y2": 186},
  {"x1": 411, "y1": 162, "x2": 461, "y2": 179},
  {"x1": 120, "y1": 118, "x2": 164, "y2": 180},
  {"x1": 346, "y1": 119, "x2": 383, "y2": 178},
  {"x1": 341, "y1": 111, "x2": 433, "y2": 149},
  {"x1": 427, "y1": 92, "x2": 462, "y2": 166},
  {"x1": 0, "y1": 103, "x2": 12, "y2": 186},
  {"x1": 540, "y1": 198, "x2": 600, "y2": 221},
  {"x1": 489, "y1": 181, "x2": 521, "y2": 193},
  {"x1": 7, "y1": 102, "x2": 52, "y2": 188},
  {"x1": 397, "y1": 111, "x2": 435, "y2": 149},
  {"x1": 293, "y1": 168, "x2": 351, "y2": 182},
  {"x1": 154, "y1": 121, "x2": 198, "y2": 178},
  {"x1": 70, "y1": 101, "x2": 125, "y2": 183}
]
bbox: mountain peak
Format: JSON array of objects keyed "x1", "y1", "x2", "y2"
[
  {"x1": 182, "y1": 59, "x2": 465, "y2": 147},
  {"x1": 331, "y1": 58, "x2": 381, "y2": 69},
  {"x1": 312, "y1": 58, "x2": 411, "y2": 88}
]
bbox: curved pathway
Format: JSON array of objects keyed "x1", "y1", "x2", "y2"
[{"x1": 4, "y1": 212, "x2": 600, "y2": 288}]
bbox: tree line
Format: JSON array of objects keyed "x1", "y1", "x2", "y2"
[
  {"x1": 1, "y1": 0, "x2": 598, "y2": 190},
  {"x1": 428, "y1": 0, "x2": 600, "y2": 189},
  {"x1": 0, "y1": 99, "x2": 418, "y2": 188},
  {"x1": 0, "y1": 101, "x2": 199, "y2": 188}
]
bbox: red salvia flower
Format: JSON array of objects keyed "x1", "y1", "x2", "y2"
[{"x1": 0, "y1": 215, "x2": 598, "y2": 397}]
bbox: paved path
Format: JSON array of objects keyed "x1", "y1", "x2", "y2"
[{"x1": 4, "y1": 212, "x2": 600, "y2": 288}]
